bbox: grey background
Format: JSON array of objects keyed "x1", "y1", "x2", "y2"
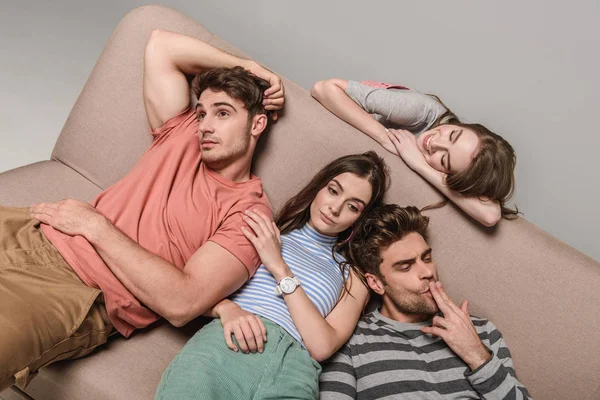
[{"x1": 1, "y1": 1, "x2": 598, "y2": 261}]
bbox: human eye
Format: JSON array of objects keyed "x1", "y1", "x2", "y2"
[
  {"x1": 197, "y1": 111, "x2": 206, "y2": 120},
  {"x1": 328, "y1": 186, "x2": 338, "y2": 195},
  {"x1": 423, "y1": 254, "x2": 432, "y2": 263},
  {"x1": 218, "y1": 110, "x2": 230, "y2": 117},
  {"x1": 348, "y1": 203, "x2": 359, "y2": 213}
]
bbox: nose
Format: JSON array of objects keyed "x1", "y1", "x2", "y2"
[
  {"x1": 329, "y1": 199, "x2": 344, "y2": 216},
  {"x1": 418, "y1": 260, "x2": 435, "y2": 280},
  {"x1": 198, "y1": 115, "x2": 214, "y2": 134},
  {"x1": 431, "y1": 135, "x2": 451, "y2": 152}
]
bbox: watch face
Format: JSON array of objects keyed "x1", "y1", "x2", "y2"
[{"x1": 279, "y1": 277, "x2": 297, "y2": 294}]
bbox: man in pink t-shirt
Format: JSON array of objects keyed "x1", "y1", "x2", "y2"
[{"x1": 0, "y1": 30, "x2": 284, "y2": 390}]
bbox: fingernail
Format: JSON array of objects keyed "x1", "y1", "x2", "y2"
[{"x1": 436, "y1": 281, "x2": 442, "y2": 288}]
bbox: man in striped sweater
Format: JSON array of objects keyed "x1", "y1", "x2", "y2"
[{"x1": 319, "y1": 205, "x2": 531, "y2": 399}]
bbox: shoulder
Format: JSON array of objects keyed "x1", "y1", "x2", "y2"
[{"x1": 150, "y1": 107, "x2": 197, "y2": 139}]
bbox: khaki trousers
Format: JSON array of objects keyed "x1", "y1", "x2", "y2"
[{"x1": 0, "y1": 207, "x2": 113, "y2": 390}]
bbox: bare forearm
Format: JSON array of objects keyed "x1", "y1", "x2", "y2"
[
  {"x1": 149, "y1": 30, "x2": 255, "y2": 76},
  {"x1": 205, "y1": 298, "x2": 236, "y2": 318},
  {"x1": 86, "y1": 218, "x2": 193, "y2": 320},
  {"x1": 311, "y1": 80, "x2": 388, "y2": 145},
  {"x1": 416, "y1": 165, "x2": 501, "y2": 227},
  {"x1": 271, "y1": 265, "x2": 339, "y2": 361}
]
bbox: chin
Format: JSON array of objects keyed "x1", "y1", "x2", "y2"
[
  {"x1": 310, "y1": 219, "x2": 335, "y2": 236},
  {"x1": 202, "y1": 151, "x2": 227, "y2": 166}
]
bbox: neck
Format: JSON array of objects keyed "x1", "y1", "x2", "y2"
[
  {"x1": 379, "y1": 298, "x2": 431, "y2": 324},
  {"x1": 207, "y1": 151, "x2": 254, "y2": 183}
]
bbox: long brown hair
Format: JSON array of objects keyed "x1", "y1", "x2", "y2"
[
  {"x1": 276, "y1": 151, "x2": 389, "y2": 287},
  {"x1": 424, "y1": 94, "x2": 518, "y2": 219}
]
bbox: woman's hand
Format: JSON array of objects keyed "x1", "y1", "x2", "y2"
[
  {"x1": 378, "y1": 130, "x2": 401, "y2": 156},
  {"x1": 217, "y1": 301, "x2": 267, "y2": 353},
  {"x1": 246, "y1": 61, "x2": 285, "y2": 120},
  {"x1": 386, "y1": 129, "x2": 429, "y2": 172},
  {"x1": 241, "y1": 209, "x2": 288, "y2": 278}
]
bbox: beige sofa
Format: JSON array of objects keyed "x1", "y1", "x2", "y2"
[{"x1": 1, "y1": 5, "x2": 599, "y2": 400}]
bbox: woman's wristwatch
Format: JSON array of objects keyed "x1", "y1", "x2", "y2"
[{"x1": 274, "y1": 276, "x2": 301, "y2": 296}]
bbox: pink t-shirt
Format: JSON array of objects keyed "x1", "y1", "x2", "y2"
[
  {"x1": 42, "y1": 108, "x2": 272, "y2": 337},
  {"x1": 360, "y1": 80, "x2": 410, "y2": 90}
]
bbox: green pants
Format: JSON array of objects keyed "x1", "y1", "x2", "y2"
[{"x1": 156, "y1": 317, "x2": 322, "y2": 400}]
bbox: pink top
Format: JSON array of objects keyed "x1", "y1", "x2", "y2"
[
  {"x1": 360, "y1": 80, "x2": 410, "y2": 90},
  {"x1": 42, "y1": 108, "x2": 272, "y2": 337}
]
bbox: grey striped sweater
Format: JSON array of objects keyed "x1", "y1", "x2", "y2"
[{"x1": 320, "y1": 309, "x2": 532, "y2": 399}]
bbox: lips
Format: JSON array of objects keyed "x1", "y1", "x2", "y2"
[
  {"x1": 201, "y1": 138, "x2": 219, "y2": 148},
  {"x1": 320, "y1": 211, "x2": 335, "y2": 225},
  {"x1": 423, "y1": 134, "x2": 433, "y2": 154}
]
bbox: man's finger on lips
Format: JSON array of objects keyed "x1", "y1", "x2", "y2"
[
  {"x1": 429, "y1": 281, "x2": 453, "y2": 315},
  {"x1": 434, "y1": 281, "x2": 460, "y2": 311}
]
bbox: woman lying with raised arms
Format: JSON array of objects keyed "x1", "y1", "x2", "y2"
[{"x1": 311, "y1": 79, "x2": 517, "y2": 227}]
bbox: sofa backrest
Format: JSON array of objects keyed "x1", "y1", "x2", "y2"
[{"x1": 51, "y1": 6, "x2": 600, "y2": 400}]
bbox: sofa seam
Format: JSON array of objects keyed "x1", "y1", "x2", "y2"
[{"x1": 50, "y1": 156, "x2": 104, "y2": 191}]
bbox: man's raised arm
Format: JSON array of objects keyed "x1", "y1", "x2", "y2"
[{"x1": 143, "y1": 30, "x2": 284, "y2": 130}]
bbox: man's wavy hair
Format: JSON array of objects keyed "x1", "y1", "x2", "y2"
[
  {"x1": 191, "y1": 66, "x2": 271, "y2": 121},
  {"x1": 345, "y1": 204, "x2": 430, "y2": 280}
]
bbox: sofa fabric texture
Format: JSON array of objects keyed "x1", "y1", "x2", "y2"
[{"x1": 1, "y1": 5, "x2": 599, "y2": 400}]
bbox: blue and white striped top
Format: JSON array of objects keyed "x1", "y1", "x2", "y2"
[{"x1": 230, "y1": 223, "x2": 347, "y2": 346}]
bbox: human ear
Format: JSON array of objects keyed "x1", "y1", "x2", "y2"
[
  {"x1": 365, "y1": 273, "x2": 385, "y2": 295},
  {"x1": 250, "y1": 114, "x2": 268, "y2": 138}
]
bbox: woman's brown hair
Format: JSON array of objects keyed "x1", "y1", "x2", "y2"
[
  {"x1": 425, "y1": 94, "x2": 518, "y2": 219},
  {"x1": 276, "y1": 151, "x2": 389, "y2": 288}
]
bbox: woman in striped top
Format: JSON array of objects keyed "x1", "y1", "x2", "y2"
[{"x1": 155, "y1": 151, "x2": 388, "y2": 400}]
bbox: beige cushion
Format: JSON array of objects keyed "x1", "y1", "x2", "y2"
[{"x1": 1, "y1": 5, "x2": 599, "y2": 400}]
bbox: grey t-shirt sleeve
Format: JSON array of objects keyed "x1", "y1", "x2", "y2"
[
  {"x1": 465, "y1": 320, "x2": 533, "y2": 399},
  {"x1": 319, "y1": 344, "x2": 357, "y2": 399},
  {"x1": 346, "y1": 80, "x2": 447, "y2": 134}
]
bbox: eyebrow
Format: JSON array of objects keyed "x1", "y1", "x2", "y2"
[
  {"x1": 196, "y1": 102, "x2": 237, "y2": 112},
  {"x1": 391, "y1": 247, "x2": 432, "y2": 269},
  {"x1": 446, "y1": 129, "x2": 463, "y2": 171},
  {"x1": 331, "y1": 179, "x2": 367, "y2": 207}
]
